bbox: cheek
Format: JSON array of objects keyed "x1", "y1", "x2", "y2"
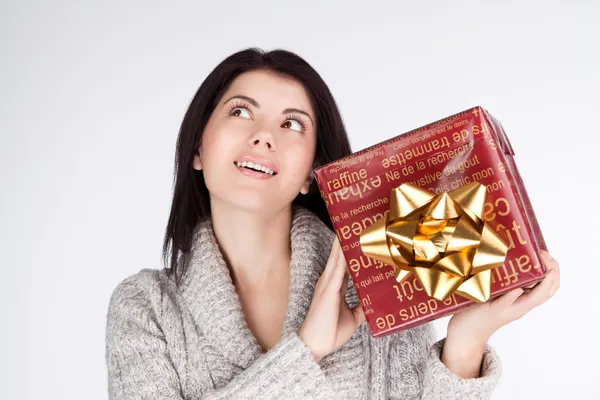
[
  {"x1": 283, "y1": 140, "x2": 316, "y2": 174},
  {"x1": 200, "y1": 126, "x2": 236, "y2": 168}
]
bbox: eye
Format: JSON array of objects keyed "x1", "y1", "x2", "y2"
[
  {"x1": 230, "y1": 107, "x2": 251, "y2": 119},
  {"x1": 282, "y1": 114, "x2": 307, "y2": 133},
  {"x1": 282, "y1": 120, "x2": 303, "y2": 132},
  {"x1": 228, "y1": 101, "x2": 253, "y2": 119}
]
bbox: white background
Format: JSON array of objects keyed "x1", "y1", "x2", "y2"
[{"x1": 2, "y1": 1, "x2": 598, "y2": 399}]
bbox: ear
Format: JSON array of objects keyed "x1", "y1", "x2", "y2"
[
  {"x1": 300, "y1": 174, "x2": 313, "y2": 195},
  {"x1": 193, "y1": 151, "x2": 202, "y2": 171}
]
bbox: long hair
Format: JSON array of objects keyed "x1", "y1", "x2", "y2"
[{"x1": 163, "y1": 48, "x2": 352, "y2": 283}]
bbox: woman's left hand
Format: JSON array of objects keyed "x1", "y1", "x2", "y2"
[{"x1": 442, "y1": 250, "x2": 560, "y2": 377}]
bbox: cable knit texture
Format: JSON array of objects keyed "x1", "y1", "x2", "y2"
[{"x1": 106, "y1": 206, "x2": 502, "y2": 399}]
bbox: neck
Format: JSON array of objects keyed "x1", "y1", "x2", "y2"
[{"x1": 209, "y1": 199, "x2": 293, "y2": 287}]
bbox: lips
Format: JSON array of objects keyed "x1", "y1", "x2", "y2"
[
  {"x1": 234, "y1": 155, "x2": 279, "y2": 176},
  {"x1": 234, "y1": 160, "x2": 276, "y2": 175}
]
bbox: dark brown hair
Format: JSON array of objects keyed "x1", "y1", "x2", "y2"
[{"x1": 163, "y1": 48, "x2": 352, "y2": 283}]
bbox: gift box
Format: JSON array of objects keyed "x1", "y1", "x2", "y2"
[{"x1": 313, "y1": 106, "x2": 548, "y2": 337}]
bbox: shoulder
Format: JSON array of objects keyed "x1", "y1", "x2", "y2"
[
  {"x1": 106, "y1": 269, "x2": 177, "y2": 332},
  {"x1": 108, "y1": 269, "x2": 164, "y2": 310}
]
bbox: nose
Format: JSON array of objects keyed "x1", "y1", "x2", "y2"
[{"x1": 248, "y1": 130, "x2": 276, "y2": 151}]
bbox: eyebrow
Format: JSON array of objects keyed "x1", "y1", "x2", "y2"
[{"x1": 224, "y1": 95, "x2": 315, "y2": 126}]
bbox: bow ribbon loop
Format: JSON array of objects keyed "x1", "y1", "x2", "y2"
[{"x1": 359, "y1": 182, "x2": 508, "y2": 303}]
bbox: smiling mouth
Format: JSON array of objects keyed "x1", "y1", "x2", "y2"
[{"x1": 234, "y1": 161, "x2": 277, "y2": 175}]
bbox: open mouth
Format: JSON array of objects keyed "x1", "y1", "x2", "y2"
[{"x1": 234, "y1": 161, "x2": 277, "y2": 176}]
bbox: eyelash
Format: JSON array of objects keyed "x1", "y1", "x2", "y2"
[
  {"x1": 284, "y1": 113, "x2": 308, "y2": 133},
  {"x1": 228, "y1": 101, "x2": 308, "y2": 133},
  {"x1": 228, "y1": 101, "x2": 252, "y2": 115}
]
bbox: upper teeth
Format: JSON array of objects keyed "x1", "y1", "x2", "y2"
[{"x1": 236, "y1": 161, "x2": 275, "y2": 175}]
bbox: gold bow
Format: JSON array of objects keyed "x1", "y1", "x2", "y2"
[{"x1": 359, "y1": 182, "x2": 508, "y2": 303}]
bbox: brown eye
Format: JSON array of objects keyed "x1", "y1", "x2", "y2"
[
  {"x1": 282, "y1": 119, "x2": 303, "y2": 132},
  {"x1": 230, "y1": 107, "x2": 251, "y2": 119}
]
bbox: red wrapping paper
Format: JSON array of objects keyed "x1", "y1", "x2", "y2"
[{"x1": 313, "y1": 106, "x2": 548, "y2": 337}]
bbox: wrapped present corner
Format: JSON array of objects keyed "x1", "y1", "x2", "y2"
[{"x1": 313, "y1": 106, "x2": 548, "y2": 337}]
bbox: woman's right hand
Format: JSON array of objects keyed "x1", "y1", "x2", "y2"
[{"x1": 298, "y1": 238, "x2": 366, "y2": 362}]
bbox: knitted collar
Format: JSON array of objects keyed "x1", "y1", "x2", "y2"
[{"x1": 178, "y1": 205, "x2": 334, "y2": 368}]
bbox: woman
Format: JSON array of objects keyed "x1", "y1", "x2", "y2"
[{"x1": 105, "y1": 48, "x2": 560, "y2": 399}]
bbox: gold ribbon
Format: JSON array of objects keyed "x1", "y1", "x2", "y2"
[{"x1": 359, "y1": 182, "x2": 508, "y2": 303}]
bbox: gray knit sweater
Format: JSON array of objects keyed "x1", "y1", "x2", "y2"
[{"x1": 105, "y1": 206, "x2": 502, "y2": 399}]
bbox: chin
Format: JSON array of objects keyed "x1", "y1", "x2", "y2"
[{"x1": 217, "y1": 190, "x2": 293, "y2": 216}]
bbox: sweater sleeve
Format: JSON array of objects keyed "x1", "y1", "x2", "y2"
[
  {"x1": 387, "y1": 322, "x2": 502, "y2": 400},
  {"x1": 105, "y1": 275, "x2": 334, "y2": 400}
]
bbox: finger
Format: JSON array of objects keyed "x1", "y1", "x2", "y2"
[
  {"x1": 510, "y1": 269, "x2": 559, "y2": 318},
  {"x1": 317, "y1": 238, "x2": 341, "y2": 290},
  {"x1": 326, "y1": 238, "x2": 341, "y2": 269},
  {"x1": 549, "y1": 268, "x2": 561, "y2": 296},
  {"x1": 340, "y1": 271, "x2": 349, "y2": 298},
  {"x1": 352, "y1": 304, "x2": 366, "y2": 327},
  {"x1": 540, "y1": 251, "x2": 560, "y2": 294},
  {"x1": 540, "y1": 250, "x2": 560, "y2": 272},
  {"x1": 327, "y1": 249, "x2": 348, "y2": 295},
  {"x1": 451, "y1": 302, "x2": 477, "y2": 315},
  {"x1": 491, "y1": 287, "x2": 525, "y2": 310}
]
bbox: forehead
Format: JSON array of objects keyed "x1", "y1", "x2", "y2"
[{"x1": 223, "y1": 70, "x2": 314, "y2": 114}]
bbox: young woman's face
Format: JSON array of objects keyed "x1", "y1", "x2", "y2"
[{"x1": 194, "y1": 70, "x2": 317, "y2": 214}]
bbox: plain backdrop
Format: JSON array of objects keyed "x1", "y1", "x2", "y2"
[{"x1": 2, "y1": 1, "x2": 598, "y2": 399}]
